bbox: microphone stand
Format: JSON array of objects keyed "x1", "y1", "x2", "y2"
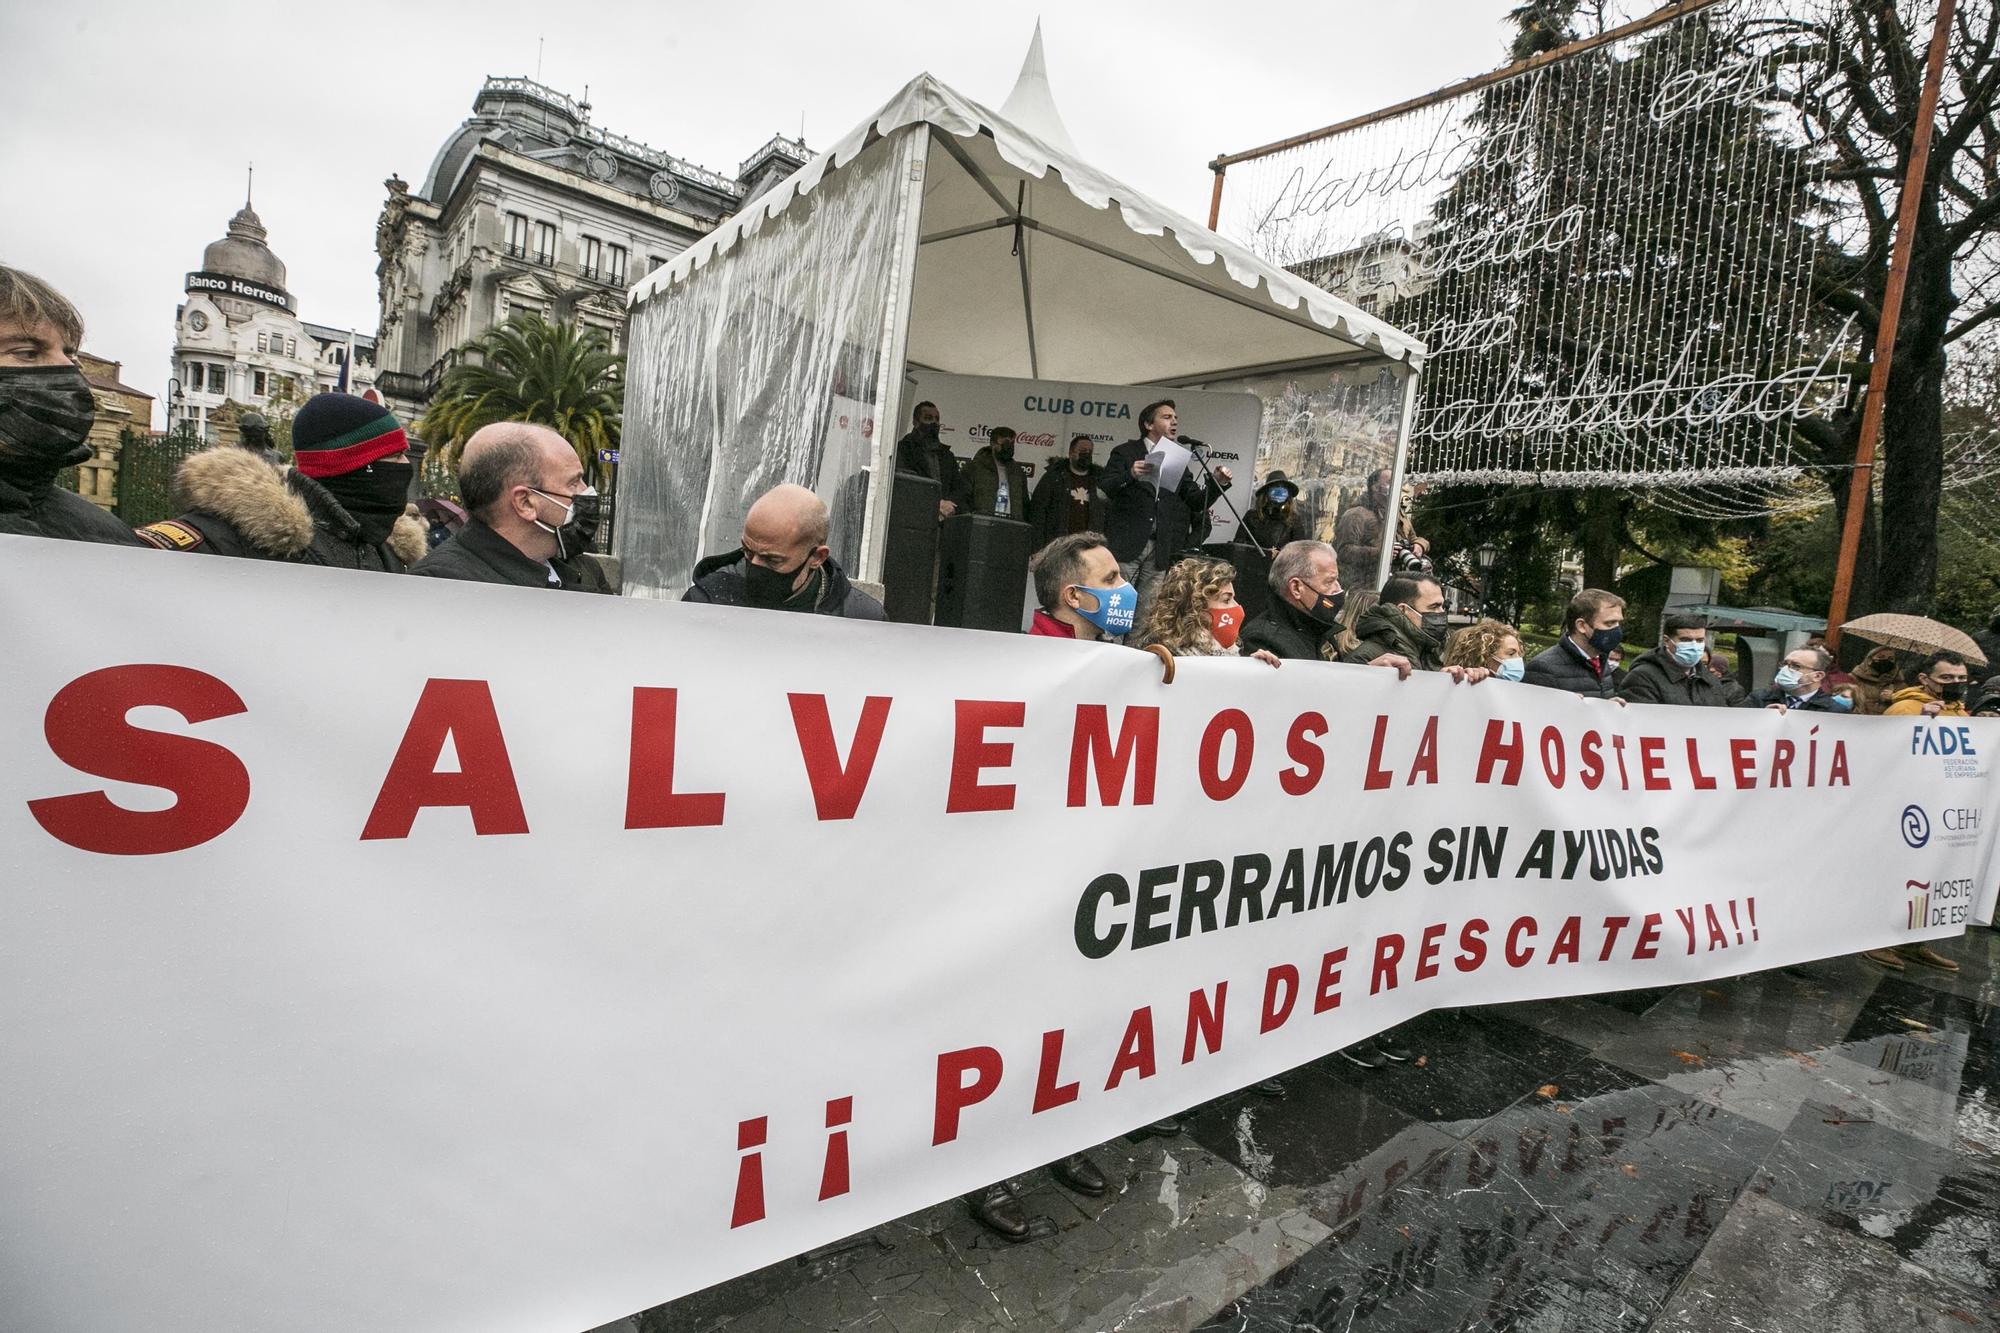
[{"x1": 1180, "y1": 437, "x2": 1268, "y2": 558}]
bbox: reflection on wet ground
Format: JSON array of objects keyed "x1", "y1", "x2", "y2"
[{"x1": 617, "y1": 929, "x2": 1999, "y2": 1332}]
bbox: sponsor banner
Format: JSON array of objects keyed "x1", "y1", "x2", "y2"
[
  {"x1": 905, "y1": 370, "x2": 1263, "y2": 541},
  {"x1": 2, "y1": 535, "x2": 1995, "y2": 1333}
]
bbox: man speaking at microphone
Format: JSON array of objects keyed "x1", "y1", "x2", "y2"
[{"x1": 1100, "y1": 399, "x2": 1231, "y2": 621}]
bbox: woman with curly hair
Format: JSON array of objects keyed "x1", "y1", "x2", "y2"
[
  {"x1": 1444, "y1": 617, "x2": 1526, "y2": 681},
  {"x1": 1135, "y1": 555, "x2": 1280, "y2": 667}
]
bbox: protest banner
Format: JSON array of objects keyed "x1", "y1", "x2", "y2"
[{"x1": 2, "y1": 535, "x2": 1994, "y2": 1332}]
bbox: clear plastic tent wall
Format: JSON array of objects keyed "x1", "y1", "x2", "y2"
[{"x1": 618, "y1": 132, "x2": 918, "y2": 596}]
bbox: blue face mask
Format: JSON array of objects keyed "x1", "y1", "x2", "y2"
[
  {"x1": 1069, "y1": 580, "x2": 1137, "y2": 635},
  {"x1": 1773, "y1": 665, "x2": 1803, "y2": 690},
  {"x1": 1827, "y1": 693, "x2": 1855, "y2": 712},
  {"x1": 1672, "y1": 640, "x2": 1706, "y2": 668},
  {"x1": 1497, "y1": 657, "x2": 1525, "y2": 682},
  {"x1": 1265, "y1": 487, "x2": 1291, "y2": 505}
]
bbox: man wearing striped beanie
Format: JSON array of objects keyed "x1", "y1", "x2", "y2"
[{"x1": 138, "y1": 392, "x2": 427, "y2": 571}]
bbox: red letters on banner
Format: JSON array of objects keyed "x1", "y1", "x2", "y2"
[
  {"x1": 947, "y1": 701, "x2": 1024, "y2": 813},
  {"x1": 28, "y1": 664, "x2": 250, "y2": 855},
  {"x1": 788, "y1": 693, "x2": 891, "y2": 820},
  {"x1": 625, "y1": 687, "x2": 726, "y2": 829},
  {"x1": 361, "y1": 679, "x2": 528, "y2": 840},
  {"x1": 1068, "y1": 705, "x2": 1159, "y2": 807}
]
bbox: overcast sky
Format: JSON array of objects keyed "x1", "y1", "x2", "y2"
[{"x1": 5, "y1": 1, "x2": 1514, "y2": 424}]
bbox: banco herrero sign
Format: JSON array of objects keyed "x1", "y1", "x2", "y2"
[{"x1": 184, "y1": 271, "x2": 295, "y2": 312}]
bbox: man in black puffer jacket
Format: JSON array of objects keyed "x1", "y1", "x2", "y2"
[
  {"x1": 1617, "y1": 612, "x2": 1732, "y2": 707},
  {"x1": 1523, "y1": 588, "x2": 1625, "y2": 699},
  {"x1": 410, "y1": 422, "x2": 610, "y2": 592},
  {"x1": 0, "y1": 266, "x2": 148, "y2": 547},
  {"x1": 136, "y1": 393, "x2": 427, "y2": 571},
  {"x1": 685, "y1": 483, "x2": 884, "y2": 619}
]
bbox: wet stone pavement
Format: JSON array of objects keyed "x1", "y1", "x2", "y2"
[{"x1": 611, "y1": 930, "x2": 2000, "y2": 1332}]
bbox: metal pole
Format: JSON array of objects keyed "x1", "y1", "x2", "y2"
[
  {"x1": 1372, "y1": 367, "x2": 1423, "y2": 593},
  {"x1": 857, "y1": 125, "x2": 932, "y2": 587},
  {"x1": 1825, "y1": 0, "x2": 1956, "y2": 653}
]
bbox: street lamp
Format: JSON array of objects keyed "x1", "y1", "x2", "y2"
[
  {"x1": 1475, "y1": 541, "x2": 1501, "y2": 614},
  {"x1": 164, "y1": 378, "x2": 184, "y2": 439}
]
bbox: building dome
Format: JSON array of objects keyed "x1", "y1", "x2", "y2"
[{"x1": 202, "y1": 204, "x2": 289, "y2": 290}]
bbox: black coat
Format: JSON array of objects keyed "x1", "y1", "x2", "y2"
[
  {"x1": 1617, "y1": 648, "x2": 1734, "y2": 707},
  {"x1": 1242, "y1": 506, "x2": 1308, "y2": 553},
  {"x1": 1098, "y1": 438, "x2": 1225, "y2": 568},
  {"x1": 1029, "y1": 463, "x2": 1105, "y2": 548},
  {"x1": 683, "y1": 550, "x2": 885, "y2": 620},
  {"x1": 1523, "y1": 638, "x2": 1619, "y2": 698},
  {"x1": 134, "y1": 446, "x2": 426, "y2": 571},
  {"x1": 894, "y1": 431, "x2": 972, "y2": 512},
  {"x1": 1739, "y1": 685, "x2": 1848, "y2": 713},
  {"x1": 409, "y1": 516, "x2": 609, "y2": 592},
  {"x1": 0, "y1": 455, "x2": 147, "y2": 547},
  {"x1": 1240, "y1": 596, "x2": 1335, "y2": 662},
  {"x1": 1342, "y1": 603, "x2": 1444, "y2": 671}
]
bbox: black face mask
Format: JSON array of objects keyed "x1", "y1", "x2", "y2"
[
  {"x1": 569, "y1": 492, "x2": 603, "y2": 549},
  {"x1": 1418, "y1": 609, "x2": 1451, "y2": 647},
  {"x1": 1301, "y1": 585, "x2": 1346, "y2": 626},
  {"x1": 317, "y1": 460, "x2": 412, "y2": 546},
  {"x1": 742, "y1": 551, "x2": 813, "y2": 609},
  {"x1": 995, "y1": 443, "x2": 1015, "y2": 464},
  {"x1": 0, "y1": 364, "x2": 97, "y2": 483},
  {"x1": 1939, "y1": 681, "x2": 1969, "y2": 703},
  {"x1": 1069, "y1": 455, "x2": 1091, "y2": 474},
  {"x1": 917, "y1": 421, "x2": 940, "y2": 444}
]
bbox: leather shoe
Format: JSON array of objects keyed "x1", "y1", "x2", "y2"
[
  {"x1": 968, "y1": 1183, "x2": 1029, "y2": 1242},
  {"x1": 1053, "y1": 1152, "x2": 1107, "y2": 1197},
  {"x1": 1862, "y1": 948, "x2": 1905, "y2": 971},
  {"x1": 1376, "y1": 1032, "x2": 1416, "y2": 1063},
  {"x1": 1339, "y1": 1040, "x2": 1389, "y2": 1069},
  {"x1": 1137, "y1": 1116, "x2": 1183, "y2": 1138},
  {"x1": 1899, "y1": 944, "x2": 1960, "y2": 972},
  {"x1": 1254, "y1": 1078, "x2": 1286, "y2": 1098}
]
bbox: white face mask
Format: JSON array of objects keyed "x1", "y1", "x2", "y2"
[{"x1": 529, "y1": 485, "x2": 595, "y2": 559}]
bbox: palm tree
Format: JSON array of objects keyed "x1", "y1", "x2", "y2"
[{"x1": 418, "y1": 313, "x2": 623, "y2": 475}]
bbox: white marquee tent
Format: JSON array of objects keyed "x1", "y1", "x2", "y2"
[{"x1": 617, "y1": 29, "x2": 1427, "y2": 595}]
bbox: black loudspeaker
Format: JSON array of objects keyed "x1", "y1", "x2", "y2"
[
  {"x1": 1204, "y1": 541, "x2": 1274, "y2": 625},
  {"x1": 881, "y1": 472, "x2": 942, "y2": 625},
  {"x1": 936, "y1": 514, "x2": 1034, "y2": 632}
]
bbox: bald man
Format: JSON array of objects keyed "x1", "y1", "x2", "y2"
[
  {"x1": 684, "y1": 483, "x2": 885, "y2": 619},
  {"x1": 409, "y1": 421, "x2": 608, "y2": 591}
]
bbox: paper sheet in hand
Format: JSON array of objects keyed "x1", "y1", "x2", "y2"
[{"x1": 1146, "y1": 441, "x2": 1191, "y2": 492}]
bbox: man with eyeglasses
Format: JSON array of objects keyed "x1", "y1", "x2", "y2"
[
  {"x1": 409, "y1": 422, "x2": 607, "y2": 592},
  {"x1": 684, "y1": 482, "x2": 884, "y2": 619},
  {"x1": 1740, "y1": 645, "x2": 1848, "y2": 712}
]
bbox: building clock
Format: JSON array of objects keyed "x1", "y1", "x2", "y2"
[{"x1": 188, "y1": 310, "x2": 209, "y2": 332}]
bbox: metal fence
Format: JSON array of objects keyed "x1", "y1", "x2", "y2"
[{"x1": 112, "y1": 429, "x2": 207, "y2": 528}]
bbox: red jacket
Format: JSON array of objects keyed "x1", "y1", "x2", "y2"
[{"x1": 1029, "y1": 609, "x2": 1077, "y2": 638}]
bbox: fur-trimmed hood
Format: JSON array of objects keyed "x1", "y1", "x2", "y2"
[
  {"x1": 172, "y1": 447, "x2": 429, "y2": 565},
  {"x1": 173, "y1": 448, "x2": 316, "y2": 557}
]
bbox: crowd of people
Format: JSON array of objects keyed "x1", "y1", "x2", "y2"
[{"x1": 7, "y1": 263, "x2": 1994, "y2": 1242}]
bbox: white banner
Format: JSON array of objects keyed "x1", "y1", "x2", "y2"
[
  {"x1": 905, "y1": 370, "x2": 1264, "y2": 540},
  {"x1": 2, "y1": 535, "x2": 1995, "y2": 1333}
]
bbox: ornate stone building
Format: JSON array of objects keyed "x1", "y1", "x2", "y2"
[
  {"x1": 169, "y1": 193, "x2": 378, "y2": 441},
  {"x1": 370, "y1": 75, "x2": 808, "y2": 420},
  {"x1": 70, "y1": 352, "x2": 154, "y2": 510}
]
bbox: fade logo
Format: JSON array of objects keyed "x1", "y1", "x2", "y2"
[
  {"x1": 1910, "y1": 724, "x2": 1981, "y2": 779},
  {"x1": 1901, "y1": 805, "x2": 1930, "y2": 849},
  {"x1": 1906, "y1": 879, "x2": 1931, "y2": 929}
]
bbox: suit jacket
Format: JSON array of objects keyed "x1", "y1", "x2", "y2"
[{"x1": 1098, "y1": 437, "x2": 1225, "y2": 567}]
